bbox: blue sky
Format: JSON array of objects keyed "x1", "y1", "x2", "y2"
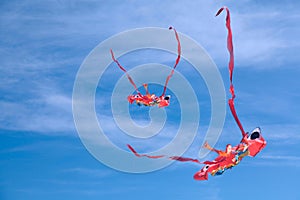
[{"x1": 1, "y1": 0, "x2": 300, "y2": 199}]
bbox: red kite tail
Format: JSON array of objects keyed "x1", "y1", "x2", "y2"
[
  {"x1": 216, "y1": 7, "x2": 247, "y2": 137},
  {"x1": 127, "y1": 144, "x2": 202, "y2": 164},
  {"x1": 161, "y1": 27, "x2": 182, "y2": 97},
  {"x1": 110, "y1": 49, "x2": 142, "y2": 96}
]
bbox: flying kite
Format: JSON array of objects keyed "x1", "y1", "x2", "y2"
[
  {"x1": 110, "y1": 27, "x2": 181, "y2": 108},
  {"x1": 127, "y1": 7, "x2": 267, "y2": 181},
  {"x1": 128, "y1": 127, "x2": 266, "y2": 180}
]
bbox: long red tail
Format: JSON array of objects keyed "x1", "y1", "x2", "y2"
[
  {"x1": 110, "y1": 49, "x2": 142, "y2": 96},
  {"x1": 161, "y1": 27, "x2": 182, "y2": 97},
  {"x1": 216, "y1": 7, "x2": 246, "y2": 137},
  {"x1": 127, "y1": 144, "x2": 201, "y2": 164}
]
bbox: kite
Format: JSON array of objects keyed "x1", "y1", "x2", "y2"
[
  {"x1": 110, "y1": 27, "x2": 181, "y2": 108},
  {"x1": 128, "y1": 127, "x2": 266, "y2": 180},
  {"x1": 193, "y1": 127, "x2": 266, "y2": 180},
  {"x1": 127, "y1": 7, "x2": 267, "y2": 181}
]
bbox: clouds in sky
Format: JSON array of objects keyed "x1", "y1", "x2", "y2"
[
  {"x1": 1, "y1": 0, "x2": 300, "y2": 159},
  {"x1": 0, "y1": 0, "x2": 299, "y2": 151}
]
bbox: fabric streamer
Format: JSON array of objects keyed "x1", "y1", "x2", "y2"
[
  {"x1": 110, "y1": 49, "x2": 142, "y2": 96},
  {"x1": 161, "y1": 27, "x2": 181, "y2": 97},
  {"x1": 127, "y1": 145, "x2": 201, "y2": 163},
  {"x1": 216, "y1": 7, "x2": 246, "y2": 137}
]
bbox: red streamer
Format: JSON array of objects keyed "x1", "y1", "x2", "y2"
[
  {"x1": 110, "y1": 49, "x2": 142, "y2": 96},
  {"x1": 161, "y1": 27, "x2": 182, "y2": 97},
  {"x1": 216, "y1": 7, "x2": 246, "y2": 137},
  {"x1": 127, "y1": 144, "x2": 202, "y2": 164}
]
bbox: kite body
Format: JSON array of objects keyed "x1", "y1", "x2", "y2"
[
  {"x1": 127, "y1": 95, "x2": 170, "y2": 108},
  {"x1": 194, "y1": 128, "x2": 266, "y2": 180},
  {"x1": 127, "y1": 84, "x2": 171, "y2": 108}
]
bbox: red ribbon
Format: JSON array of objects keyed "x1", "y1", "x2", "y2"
[
  {"x1": 161, "y1": 27, "x2": 182, "y2": 97},
  {"x1": 216, "y1": 7, "x2": 246, "y2": 137},
  {"x1": 127, "y1": 145, "x2": 202, "y2": 163},
  {"x1": 110, "y1": 49, "x2": 142, "y2": 96}
]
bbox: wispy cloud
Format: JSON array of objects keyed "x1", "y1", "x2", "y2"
[
  {"x1": 61, "y1": 167, "x2": 113, "y2": 178},
  {"x1": 96, "y1": 113, "x2": 182, "y2": 149},
  {"x1": 260, "y1": 155, "x2": 300, "y2": 161},
  {"x1": 0, "y1": 143, "x2": 41, "y2": 153},
  {"x1": 0, "y1": 91, "x2": 75, "y2": 135},
  {"x1": 251, "y1": 154, "x2": 300, "y2": 167},
  {"x1": 259, "y1": 124, "x2": 300, "y2": 144},
  {"x1": 1, "y1": 1, "x2": 299, "y2": 137}
]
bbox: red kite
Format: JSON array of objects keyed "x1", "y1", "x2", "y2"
[{"x1": 110, "y1": 27, "x2": 181, "y2": 108}]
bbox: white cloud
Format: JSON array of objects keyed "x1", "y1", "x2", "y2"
[
  {"x1": 0, "y1": 91, "x2": 75, "y2": 135},
  {"x1": 260, "y1": 124, "x2": 300, "y2": 142},
  {"x1": 251, "y1": 154, "x2": 300, "y2": 167},
  {"x1": 61, "y1": 167, "x2": 113, "y2": 178},
  {"x1": 260, "y1": 155, "x2": 300, "y2": 161}
]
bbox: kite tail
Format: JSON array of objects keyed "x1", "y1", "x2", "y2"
[
  {"x1": 110, "y1": 49, "x2": 142, "y2": 96},
  {"x1": 216, "y1": 7, "x2": 247, "y2": 137},
  {"x1": 161, "y1": 27, "x2": 182, "y2": 97},
  {"x1": 127, "y1": 144, "x2": 202, "y2": 164}
]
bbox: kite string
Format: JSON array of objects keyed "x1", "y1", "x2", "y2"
[
  {"x1": 161, "y1": 27, "x2": 182, "y2": 97},
  {"x1": 216, "y1": 7, "x2": 247, "y2": 137},
  {"x1": 110, "y1": 49, "x2": 142, "y2": 96}
]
